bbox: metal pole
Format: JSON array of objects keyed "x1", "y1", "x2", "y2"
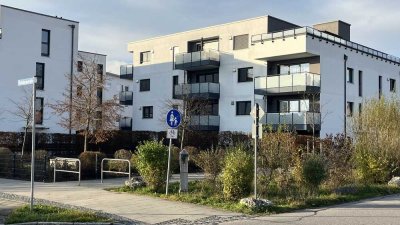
[
  {"x1": 53, "y1": 158, "x2": 57, "y2": 183},
  {"x1": 30, "y1": 80, "x2": 36, "y2": 211},
  {"x1": 166, "y1": 138, "x2": 172, "y2": 195},
  {"x1": 254, "y1": 103, "x2": 259, "y2": 199},
  {"x1": 344, "y1": 54, "x2": 348, "y2": 136}
]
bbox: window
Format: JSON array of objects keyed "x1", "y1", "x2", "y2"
[
  {"x1": 238, "y1": 67, "x2": 253, "y2": 82},
  {"x1": 233, "y1": 34, "x2": 249, "y2": 50},
  {"x1": 77, "y1": 85, "x2": 82, "y2": 96},
  {"x1": 358, "y1": 70, "x2": 362, "y2": 97},
  {"x1": 359, "y1": 103, "x2": 362, "y2": 116},
  {"x1": 140, "y1": 79, "x2": 150, "y2": 91},
  {"x1": 379, "y1": 75, "x2": 382, "y2": 98},
  {"x1": 236, "y1": 101, "x2": 251, "y2": 115},
  {"x1": 77, "y1": 61, "x2": 83, "y2": 72},
  {"x1": 347, "y1": 68, "x2": 354, "y2": 83},
  {"x1": 142, "y1": 106, "x2": 153, "y2": 118},
  {"x1": 35, "y1": 63, "x2": 45, "y2": 90},
  {"x1": 172, "y1": 75, "x2": 178, "y2": 98},
  {"x1": 140, "y1": 51, "x2": 151, "y2": 64},
  {"x1": 279, "y1": 100, "x2": 310, "y2": 113},
  {"x1": 41, "y1": 29, "x2": 50, "y2": 56},
  {"x1": 390, "y1": 79, "x2": 396, "y2": 93},
  {"x1": 35, "y1": 97, "x2": 44, "y2": 125},
  {"x1": 347, "y1": 101, "x2": 354, "y2": 117},
  {"x1": 97, "y1": 64, "x2": 103, "y2": 75}
]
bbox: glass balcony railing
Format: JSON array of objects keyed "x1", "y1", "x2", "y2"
[
  {"x1": 119, "y1": 91, "x2": 133, "y2": 105},
  {"x1": 120, "y1": 65, "x2": 133, "y2": 80},
  {"x1": 255, "y1": 72, "x2": 320, "y2": 95},
  {"x1": 264, "y1": 112, "x2": 321, "y2": 131},
  {"x1": 251, "y1": 26, "x2": 400, "y2": 65},
  {"x1": 174, "y1": 82, "x2": 220, "y2": 99},
  {"x1": 119, "y1": 117, "x2": 132, "y2": 131},
  {"x1": 189, "y1": 115, "x2": 220, "y2": 131},
  {"x1": 175, "y1": 49, "x2": 220, "y2": 71}
]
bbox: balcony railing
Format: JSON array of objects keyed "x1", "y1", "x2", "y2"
[
  {"x1": 120, "y1": 65, "x2": 133, "y2": 80},
  {"x1": 264, "y1": 112, "x2": 320, "y2": 131},
  {"x1": 255, "y1": 72, "x2": 320, "y2": 95},
  {"x1": 119, "y1": 117, "x2": 132, "y2": 131},
  {"x1": 251, "y1": 26, "x2": 400, "y2": 65},
  {"x1": 174, "y1": 82, "x2": 220, "y2": 99},
  {"x1": 119, "y1": 91, "x2": 133, "y2": 105},
  {"x1": 189, "y1": 115, "x2": 220, "y2": 131},
  {"x1": 175, "y1": 49, "x2": 220, "y2": 71}
]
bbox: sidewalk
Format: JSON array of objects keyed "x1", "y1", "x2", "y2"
[
  {"x1": 0, "y1": 198, "x2": 23, "y2": 224},
  {"x1": 0, "y1": 178, "x2": 240, "y2": 224}
]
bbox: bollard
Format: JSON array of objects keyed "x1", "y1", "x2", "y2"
[{"x1": 179, "y1": 149, "x2": 189, "y2": 193}]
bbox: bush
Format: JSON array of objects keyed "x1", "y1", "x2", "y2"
[
  {"x1": 193, "y1": 148, "x2": 224, "y2": 182},
  {"x1": 221, "y1": 147, "x2": 253, "y2": 200},
  {"x1": 78, "y1": 151, "x2": 106, "y2": 179},
  {"x1": 35, "y1": 150, "x2": 48, "y2": 160},
  {"x1": 132, "y1": 141, "x2": 168, "y2": 191},
  {"x1": 170, "y1": 146, "x2": 180, "y2": 174},
  {"x1": 0, "y1": 147, "x2": 12, "y2": 175},
  {"x1": 109, "y1": 149, "x2": 132, "y2": 172},
  {"x1": 184, "y1": 146, "x2": 200, "y2": 172},
  {"x1": 302, "y1": 154, "x2": 327, "y2": 193}
]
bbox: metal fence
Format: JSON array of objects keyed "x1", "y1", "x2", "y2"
[{"x1": 0, "y1": 154, "x2": 51, "y2": 182}]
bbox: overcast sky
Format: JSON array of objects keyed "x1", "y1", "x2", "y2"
[{"x1": 2, "y1": 0, "x2": 399, "y2": 73}]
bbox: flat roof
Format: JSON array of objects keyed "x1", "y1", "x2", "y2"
[
  {"x1": 78, "y1": 50, "x2": 107, "y2": 57},
  {"x1": 1, "y1": 5, "x2": 79, "y2": 23}
]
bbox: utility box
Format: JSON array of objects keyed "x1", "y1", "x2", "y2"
[{"x1": 179, "y1": 149, "x2": 189, "y2": 193}]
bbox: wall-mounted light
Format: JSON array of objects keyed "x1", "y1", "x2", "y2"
[
  {"x1": 232, "y1": 68, "x2": 237, "y2": 73},
  {"x1": 231, "y1": 101, "x2": 235, "y2": 105},
  {"x1": 229, "y1": 36, "x2": 233, "y2": 40},
  {"x1": 135, "y1": 80, "x2": 139, "y2": 83},
  {"x1": 139, "y1": 107, "x2": 142, "y2": 110}
]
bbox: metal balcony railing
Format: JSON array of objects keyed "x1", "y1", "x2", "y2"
[
  {"x1": 255, "y1": 72, "x2": 320, "y2": 95},
  {"x1": 119, "y1": 91, "x2": 133, "y2": 105},
  {"x1": 251, "y1": 26, "x2": 400, "y2": 65},
  {"x1": 120, "y1": 65, "x2": 133, "y2": 80},
  {"x1": 264, "y1": 112, "x2": 321, "y2": 131},
  {"x1": 189, "y1": 115, "x2": 220, "y2": 131},
  {"x1": 175, "y1": 49, "x2": 220, "y2": 71},
  {"x1": 119, "y1": 117, "x2": 132, "y2": 131},
  {"x1": 174, "y1": 82, "x2": 220, "y2": 99}
]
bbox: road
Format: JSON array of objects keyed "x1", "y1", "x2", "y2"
[{"x1": 221, "y1": 194, "x2": 400, "y2": 225}]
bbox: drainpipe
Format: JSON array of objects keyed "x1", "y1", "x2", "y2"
[
  {"x1": 344, "y1": 54, "x2": 348, "y2": 136},
  {"x1": 68, "y1": 24, "x2": 75, "y2": 135}
]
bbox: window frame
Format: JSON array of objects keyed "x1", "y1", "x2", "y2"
[
  {"x1": 347, "y1": 67, "x2": 354, "y2": 83},
  {"x1": 41, "y1": 29, "x2": 50, "y2": 57},
  {"x1": 35, "y1": 62, "x2": 45, "y2": 90},
  {"x1": 140, "y1": 51, "x2": 151, "y2": 64},
  {"x1": 236, "y1": 101, "x2": 251, "y2": 116},
  {"x1": 77, "y1": 61, "x2": 83, "y2": 72},
  {"x1": 142, "y1": 106, "x2": 153, "y2": 119},
  {"x1": 233, "y1": 34, "x2": 249, "y2": 50},
  {"x1": 390, "y1": 78, "x2": 396, "y2": 93},
  {"x1": 238, "y1": 67, "x2": 253, "y2": 82},
  {"x1": 35, "y1": 97, "x2": 44, "y2": 125},
  {"x1": 139, "y1": 79, "x2": 151, "y2": 92},
  {"x1": 346, "y1": 101, "x2": 354, "y2": 117},
  {"x1": 358, "y1": 70, "x2": 363, "y2": 96}
]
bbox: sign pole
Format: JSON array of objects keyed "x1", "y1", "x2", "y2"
[
  {"x1": 254, "y1": 103, "x2": 259, "y2": 199},
  {"x1": 30, "y1": 80, "x2": 36, "y2": 211},
  {"x1": 166, "y1": 138, "x2": 172, "y2": 195}
]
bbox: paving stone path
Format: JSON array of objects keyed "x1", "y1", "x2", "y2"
[{"x1": 0, "y1": 198, "x2": 23, "y2": 224}]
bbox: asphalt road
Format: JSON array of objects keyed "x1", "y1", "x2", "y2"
[{"x1": 221, "y1": 194, "x2": 400, "y2": 225}]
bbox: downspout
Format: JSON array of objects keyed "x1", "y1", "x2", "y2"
[
  {"x1": 69, "y1": 24, "x2": 75, "y2": 135},
  {"x1": 344, "y1": 54, "x2": 348, "y2": 136}
]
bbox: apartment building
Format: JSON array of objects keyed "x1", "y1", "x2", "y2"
[
  {"x1": 0, "y1": 5, "x2": 128, "y2": 134},
  {"x1": 127, "y1": 16, "x2": 400, "y2": 136}
]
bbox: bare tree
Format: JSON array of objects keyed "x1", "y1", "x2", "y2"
[{"x1": 50, "y1": 54, "x2": 122, "y2": 152}]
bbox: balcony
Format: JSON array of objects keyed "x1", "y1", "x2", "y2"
[
  {"x1": 119, "y1": 91, "x2": 133, "y2": 105},
  {"x1": 174, "y1": 83, "x2": 220, "y2": 100},
  {"x1": 175, "y1": 49, "x2": 220, "y2": 71},
  {"x1": 120, "y1": 65, "x2": 133, "y2": 80},
  {"x1": 264, "y1": 112, "x2": 320, "y2": 131},
  {"x1": 119, "y1": 117, "x2": 132, "y2": 131},
  {"x1": 255, "y1": 72, "x2": 320, "y2": 95},
  {"x1": 189, "y1": 115, "x2": 220, "y2": 131}
]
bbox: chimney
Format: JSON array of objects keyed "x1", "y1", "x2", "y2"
[{"x1": 313, "y1": 20, "x2": 351, "y2": 41}]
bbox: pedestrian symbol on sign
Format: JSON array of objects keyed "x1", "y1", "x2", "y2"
[{"x1": 166, "y1": 109, "x2": 181, "y2": 128}]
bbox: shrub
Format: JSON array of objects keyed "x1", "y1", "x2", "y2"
[
  {"x1": 170, "y1": 146, "x2": 180, "y2": 174},
  {"x1": 193, "y1": 148, "x2": 224, "y2": 182},
  {"x1": 0, "y1": 147, "x2": 12, "y2": 175},
  {"x1": 35, "y1": 150, "x2": 48, "y2": 160},
  {"x1": 109, "y1": 149, "x2": 132, "y2": 172},
  {"x1": 132, "y1": 141, "x2": 168, "y2": 191},
  {"x1": 78, "y1": 151, "x2": 106, "y2": 178},
  {"x1": 184, "y1": 146, "x2": 200, "y2": 172},
  {"x1": 221, "y1": 147, "x2": 253, "y2": 200},
  {"x1": 302, "y1": 154, "x2": 327, "y2": 193}
]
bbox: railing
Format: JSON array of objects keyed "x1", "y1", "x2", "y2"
[
  {"x1": 119, "y1": 117, "x2": 132, "y2": 130},
  {"x1": 120, "y1": 65, "x2": 133, "y2": 80},
  {"x1": 175, "y1": 49, "x2": 220, "y2": 69},
  {"x1": 119, "y1": 91, "x2": 133, "y2": 105},
  {"x1": 255, "y1": 72, "x2": 320, "y2": 93},
  {"x1": 53, "y1": 157, "x2": 81, "y2": 186},
  {"x1": 101, "y1": 158, "x2": 131, "y2": 183},
  {"x1": 174, "y1": 83, "x2": 220, "y2": 97},
  {"x1": 251, "y1": 26, "x2": 400, "y2": 65},
  {"x1": 189, "y1": 115, "x2": 220, "y2": 128},
  {"x1": 265, "y1": 112, "x2": 321, "y2": 127}
]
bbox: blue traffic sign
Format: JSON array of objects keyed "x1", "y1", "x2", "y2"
[{"x1": 166, "y1": 109, "x2": 181, "y2": 128}]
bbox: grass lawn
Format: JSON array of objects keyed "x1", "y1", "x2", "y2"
[
  {"x1": 107, "y1": 181, "x2": 400, "y2": 214},
  {"x1": 5, "y1": 204, "x2": 112, "y2": 224}
]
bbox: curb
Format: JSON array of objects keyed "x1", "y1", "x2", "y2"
[{"x1": 10, "y1": 223, "x2": 124, "y2": 225}]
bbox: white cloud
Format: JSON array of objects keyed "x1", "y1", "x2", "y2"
[{"x1": 107, "y1": 59, "x2": 129, "y2": 74}]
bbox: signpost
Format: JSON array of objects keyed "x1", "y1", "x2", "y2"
[
  {"x1": 18, "y1": 77, "x2": 37, "y2": 210},
  {"x1": 250, "y1": 103, "x2": 264, "y2": 199},
  {"x1": 165, "y1": 109, "x2": 181, "y2": 195}
]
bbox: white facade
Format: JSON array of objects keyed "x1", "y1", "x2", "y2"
[{"x1": 127, "y1": 16, "x2": 400, "y2": 137}]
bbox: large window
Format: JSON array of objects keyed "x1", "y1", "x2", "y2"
[
  {"x1": 140, "y1": 79, "x2": 150, "y2": 92},
  {"x1": 390, "y1": 79, "x2": 396, "y2": 93},
  {"x1": 347, "y1": 68, "x2": 354, "y2": 83},
  {"x1": 279, "y1": 100, "x2": 310, "y2": 112},
  {"x1": 35, "y1": 97, "x2": 44, "y2": 125},
  {"x1": 41, "y1": 29, "x2": 50, "y2": 56},
  {"x1": 172, "y1": 75, "x2": 178, "y2": 98},
  {"x1": 279, "y1": 63, "x2": 309, "y2": 74},
  {"x1": 238, "y1": 67, "x2": 253, "y2": 82},
  {"x1": 142, "y1": 106, "x2": 153, "y2": 119},
  {"x1": 233, "y1": 34, "x2": 249, "y2": 50},
  {"x1": 97, "y1": 64, "x2": 103, "y2": 75},
  {"x1": 140, "y1": 51, "x2": 151, "y2": 64},
  {"x1": 236, "y1": 101, "x2": 251, "y2": 115},
  {"x1": 35, "y1": 63, "x2": 45, "y2": 90}
]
